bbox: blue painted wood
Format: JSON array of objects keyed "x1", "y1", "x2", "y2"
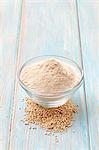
[
  {"x1": 77, "y1": 1, "x2": 99, "y2": 150},
  {"x1": 8, "y1": 1, "x2": 90, "y2": 150},
  {"x1": 0, "y1": 1, "x2": 23, "y2": 150}
]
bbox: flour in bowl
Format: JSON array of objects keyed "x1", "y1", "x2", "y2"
[{"x1": 20, "y1": 59, "x2": 81, "y2": 94}]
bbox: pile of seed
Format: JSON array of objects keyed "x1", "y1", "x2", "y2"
[{"x1": 24, "y1": 98, "x2": 77, "y2": 132}]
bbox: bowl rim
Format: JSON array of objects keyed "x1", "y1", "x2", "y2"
[{"x1": 18, "y1": 55, "x2": 84, "y2": 97}]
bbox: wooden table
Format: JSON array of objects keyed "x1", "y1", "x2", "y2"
[{"x1": 1, "y1": 1, "x2": 99, "y2": 150}]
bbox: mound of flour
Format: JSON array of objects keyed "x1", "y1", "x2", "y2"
[{"x1": 20, "y1": 59, "x2": 80, "y2": 94}]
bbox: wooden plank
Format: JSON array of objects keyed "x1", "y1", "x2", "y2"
[
  {"x1": 76, "y1": 0, "x2": 99, "y2": 150},
  {"x1": 8, "y1": 1, "x2": 90, "y2": 149},
  {"x1": 0, "y1": 1, "x2": 22, "y2": 150}
]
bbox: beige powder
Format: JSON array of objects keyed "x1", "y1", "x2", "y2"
[
  {"x1": 20, "y1": 59, "x2": 80, "y2": 94},
  {"x1": 24, "y1": 98, "x2": 77, "y2": 132}
]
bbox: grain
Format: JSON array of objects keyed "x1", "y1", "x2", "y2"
[
  {"x1": 24, "y1": 98, "x2": 77, "y2": 132},
  {"x1": 55, "y1": 136, "x2": 59, "y2": 143}
]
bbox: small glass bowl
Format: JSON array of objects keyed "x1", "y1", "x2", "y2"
[{"x1": 18, "y1": 55, "x2": 84, "y2": 108}]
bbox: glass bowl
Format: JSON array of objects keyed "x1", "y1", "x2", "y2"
[{"x1": 18, "y1": 55, "x2": 84, "y2": 108}]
